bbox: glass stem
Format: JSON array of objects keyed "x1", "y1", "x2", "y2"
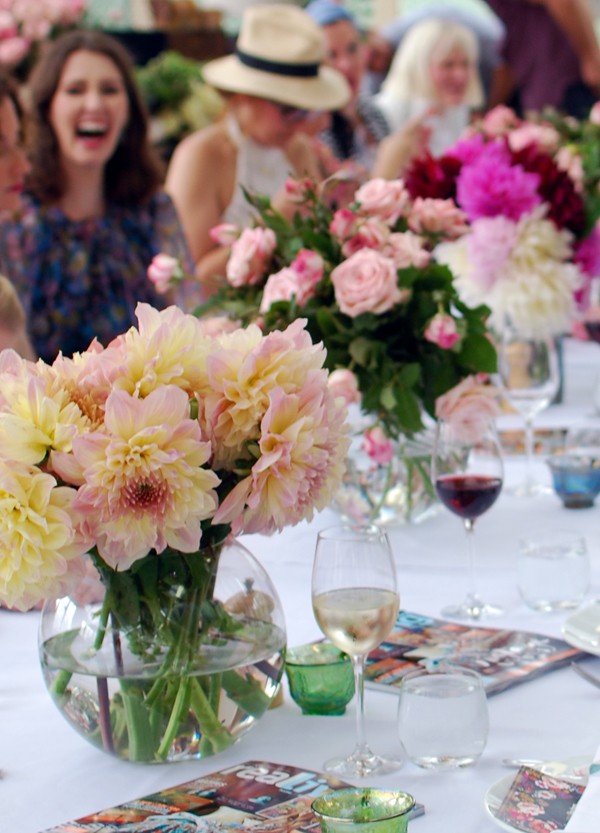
[
  {"x1": 464, "y1": 518, "x2": 478, "y2": 606},
  {"x1": 524, "y1": 416, "x2": 535, "y2": 493},
  {"x1": 351, "y1": 654, "x2": 370, "y2": 758}
]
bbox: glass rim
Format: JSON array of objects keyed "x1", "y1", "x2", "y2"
[
  {"x1": 399, "y1": 666, "x2": 484, "y2": 685},
  {"x1": 311, "y1": 789, "x2": 415, "y2": 821},
  {"x1": 316, "y1": 523, "x2": 389, "y2": 542}
]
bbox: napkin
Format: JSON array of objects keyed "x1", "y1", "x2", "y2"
[{"x1": 564, "y1": 746, "x2": 600, "y2": 832}]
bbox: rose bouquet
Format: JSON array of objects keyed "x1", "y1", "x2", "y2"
[
  {"x1": 0, "y1": 0, "x2": 86, "y2": 79},
  {"x1": 405, "y1": 105, "x2": 600, "y2": 339},
  {"x1": 161, "y1": 176, "x2": 497, "y2": 526},
  {"x1": 192, "y1": 176, "x2": 496, "y2": 439},
  {"x1": 0, "y1": 303, "x2": 349, "y2": 760}
]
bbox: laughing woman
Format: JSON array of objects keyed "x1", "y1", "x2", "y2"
[{"x1": 0, "y1": 30, "x2": 193, "y2": 363}]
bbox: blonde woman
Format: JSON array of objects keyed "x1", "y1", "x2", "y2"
[{"x1": 375, "y1": 18, "x2": 484, "y2": 158}]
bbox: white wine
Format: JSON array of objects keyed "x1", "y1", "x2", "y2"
[{"x1": 313, "y1": 587, "x2": 399, "y2": 656}]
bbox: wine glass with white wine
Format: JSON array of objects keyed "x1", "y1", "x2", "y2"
[
  {"x1": 311, "y1": 524, "x2": 402, "y2": 778},
  {"x1": 496, "y1": 325, "x2": 560, "y2": 496}
]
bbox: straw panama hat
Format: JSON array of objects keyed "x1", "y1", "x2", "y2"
[{"x1": 202, "y1": 4, "x2": 351, "y2": 111}]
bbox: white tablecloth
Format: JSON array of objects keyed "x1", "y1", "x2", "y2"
[{"x1": 2, "y1": 338, "x2": 600, "y2": 833}]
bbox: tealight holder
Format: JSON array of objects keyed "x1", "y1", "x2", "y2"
[
  {"x1": 312, "y1": 789, "x2": 416, "y2": 833},
  {"x1": 284, "y1": 642, "x2": 354, "y2": 715},
  {"x1": 546, "y1": 454, "x2": 600, "y2": 509}
]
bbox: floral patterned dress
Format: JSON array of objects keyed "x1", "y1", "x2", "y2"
[{"x1": 0, "y1": 191, "x2": 193, "y2": 362}]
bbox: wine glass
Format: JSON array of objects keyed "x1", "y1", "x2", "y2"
[
  {"x1": 311, "y1": 524, "x2": 402, "y2": 778},
  {"x1": 432, "y1": 415, "x2": 504, "y2": 621},
  {"x1": 496, "y1": 328, "x2": 560, "y2": 496}
]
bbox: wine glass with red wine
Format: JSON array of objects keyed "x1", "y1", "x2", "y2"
[{"x1": 432, "y1": 415, "x2": 504, "y2": 621}]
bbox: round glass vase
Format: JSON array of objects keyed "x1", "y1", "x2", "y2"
[
  {"x1": 332, "y1": 414, "x2": 438, "y2": 528},
  {"x1": 38, "y1": 538, "x2": 286, "y2": 764}
]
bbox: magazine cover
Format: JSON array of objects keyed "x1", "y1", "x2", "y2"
[
  {"x1": 41, "y1": 760, "x2": 424, "y2": 832},
  {"x1": 365, "y1": 611, "x2": 586, "y2": 695}
]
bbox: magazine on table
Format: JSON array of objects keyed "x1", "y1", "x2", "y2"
[
  {"x1": 365, "y1": 610, "x2": 586, "y2": 695},
  {"x1": 40, "y1": 759, "x2": 425, "y2": 832}
]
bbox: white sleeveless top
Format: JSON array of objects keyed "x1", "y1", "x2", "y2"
[{"x1": 222, "y1": 116, "x2": 293, "y2": 228}]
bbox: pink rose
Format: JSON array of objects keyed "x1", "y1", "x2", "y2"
[
  {"x1": 355, "y1": 178, "x2": 410, "y2": 226},
  {"x1": 284, "y1": 176, "x2": 313, "y2": 201},
  {"x1": 435, "y1": 375, "x2": 501, "y2": 441},
  {"x1": 209, "y1": 222, "x2": 240, "y2": 245},
  {"x1": 590, "y1": 101, "x2": 600, "y2": 126},
  {"x1": 331, "y1": 249, "x2": 403, "y2": 317},
  {"x1": 341, "y1": 217, "x2": 390, "y2": 257},
  {"x1": 22, "y1": 18, "x2": 51, "y2": 41},
  {"x1": 481, "y1": 105, "x2": 521, "y2": 138},
  {"x1": 383, "y1": 231, "x2": 430, "y2": 270},
  {"x1": 0, "y1": 36, "x2": 30, "y2": 67},
  {"x1": 330, "y1": 207, "x2": 358, "y2": 241},
  {"x1": 291, "y1": 248, "x2": 324, "y2": 285},
  {"x1": 226, "y1": 227, "x2": 276, "y2": 287},
  {"x1": 424, "y1": 313, "x2": 461, "y2": 349},
  {"x1": 507, "y1": 123, "x2": 560, "y2": 154},
  {"x1": 147, "y1": 253, "x2": 182, "y2": 294},
  {"x1": 260, "y1": 266, "x2": 317, "y2": 311},
  {"x1": 362, "y1": 426, "x2": 394, "y2": 465},
  {"x1": 0, "y1": 13, "x2": 17, "y2": 37},
  {"x1": 408, "y1": 198, "x2": 469, "y2": 239},
  {"x1": 555, "y1": 146, "x2": 584, "y2": 192},
  {"x1": 327, "y1": 368, "x2": 361, "y2": 405}
]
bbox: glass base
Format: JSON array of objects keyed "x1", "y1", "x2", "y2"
[
  {"x1": 441, "y1": 594, "x2": 504, "y2": 622},
  {"x1": 323, "y1": 747, "x2": 404, "y2": 779}
]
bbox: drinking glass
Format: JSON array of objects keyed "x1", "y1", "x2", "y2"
[
  {"x1": 432, "y1": 415, "x2": 504, "y2": 620},
  {"x1": 496, "y1": 328, "x2": 560, "y2": 496},
  {"x1": 312, "y1": 525, "x2": 402, "y2": 778},
  {"x1": 397, "y1": 668, "x2": 489, "y2": 768}
]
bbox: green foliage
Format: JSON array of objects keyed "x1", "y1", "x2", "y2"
[{"x1": 136, "y1": 50, "x2": 205, "y2": 111}]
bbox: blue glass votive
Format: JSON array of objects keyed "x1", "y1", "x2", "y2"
[{"x1": 546, "y1": 454, "x2": 600, "y2": 508}]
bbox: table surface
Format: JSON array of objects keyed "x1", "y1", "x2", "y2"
[{"x1": 2, "y1": 338, "x2": 600, "y2": 833}]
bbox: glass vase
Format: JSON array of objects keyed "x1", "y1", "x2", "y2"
[
  {"x1": 332, "y1": 420, "x2": 438, "y2": 528},
  {"x1": 38, "y1": 538, "x2": 286, "y2": 764}
]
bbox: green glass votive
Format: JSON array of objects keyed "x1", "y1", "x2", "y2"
[
  {"x1": 312, "y1": 789, "x2": 416, "y2": 833},
  {"x1": 284, "y1": 642, "x2": 354, "y2": 715}
]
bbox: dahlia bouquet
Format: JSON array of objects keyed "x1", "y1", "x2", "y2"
[
  {"x1": 0, "y1": 303, "x2": 349, "y2": 760},
  {"x1": 404, "y1": 105, "x2": 600, "y2": 339},
  {"x1": 0, "y1": 0, "x2": 86, "y2": 78}
]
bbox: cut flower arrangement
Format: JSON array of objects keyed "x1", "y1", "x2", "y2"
[
  {"x1": 191, "y1": 176, "x2": 497, "y2": 440},
  {"x1": 405, "y1": 105, "x2": 600, "y2": 339},
  {"x1": 0, "y1": 303, "x2": 350, "y2": 761},
  {"x1": 154, "y1": 177, "x2": 498, "y2": 526}
]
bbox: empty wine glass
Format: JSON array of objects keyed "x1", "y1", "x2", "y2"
[
  {"x1": 312, "y1": 524, "x2": 402, "y2": 778},
  {"x1": 432, "y1": 415, "x2": 504, "y2": 621},
  {"x1": 496, "y1": 328, "x2": 560, "y2": 496}
]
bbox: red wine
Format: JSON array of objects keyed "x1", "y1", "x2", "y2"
[
  {"x1": 584, "y1": 321, "x2": 600, "y2": 343},
  {"x1": 435, "y1": 474, "x2": 502, "y2": 520}
]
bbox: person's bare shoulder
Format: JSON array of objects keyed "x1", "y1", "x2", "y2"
[{"x1": 169, "y1": 121, "x2": 235, "y2": 173}]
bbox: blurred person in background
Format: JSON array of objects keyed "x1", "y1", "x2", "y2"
[
  {"x1": 483, "y1": 0, "x2": 600, "y2": 117},
  {"x1": 364, "y1": 1, "x2": 503, "y2": 105},
  {"x1": 374, "y1": 17, "x2": 484, "y2": 159}
]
